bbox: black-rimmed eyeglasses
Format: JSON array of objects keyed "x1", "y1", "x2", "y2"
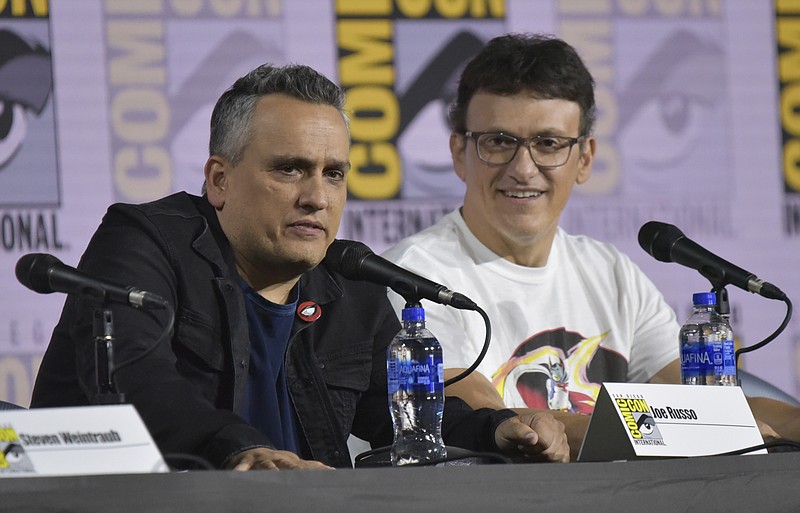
[{"x1": 463, "y1": 131, "x2": 584, "y2": 167}]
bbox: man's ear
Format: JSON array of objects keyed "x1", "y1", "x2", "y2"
[
  {"x1": 575, "y1": 136, "x2": 596, "y2": 185},
  {"x1": 204, "y1": 156, "x2": 229, "y2": 209},
  {"x1": 450, "y1": 132, "x2": 467, "y2": 182}
]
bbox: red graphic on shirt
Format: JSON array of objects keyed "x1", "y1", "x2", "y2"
[{"x1": 492, "y1": 328, "x2": 612, "y2": 414}]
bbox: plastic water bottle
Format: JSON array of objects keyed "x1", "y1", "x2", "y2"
[
  {"x1": 679, "y1": 292, "x2": 737, "y2": 386},
  {"x1": 387, "y1": 305, "x2": 446, "y2": 466}
]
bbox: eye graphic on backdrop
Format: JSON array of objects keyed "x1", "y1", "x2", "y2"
[
  {"x1": 169, "y1": 30, "x2": 283, "y2": 195},
  {"x1": 617, "y1": 30, "x2": 724, "y2": 191},
  {"x1": 0, "y1": 102, "x2": 28, "y2": 168},
  {"x1": 623, "y1": 88, "x2": 717, "y2": 170},
  {"x1": 0, "y1": 29, "x2": 52, "y2": 171},
  {"x1": 397, "y1": 30, "x2": 487, "y2": 198}
]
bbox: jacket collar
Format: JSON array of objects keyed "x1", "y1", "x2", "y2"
[
  {"x1": 299, "y1": 261, "x2": 344, "y2": 307},
  {"x1": 191, "y1": 194, "x2": 238, "y2": 278}
]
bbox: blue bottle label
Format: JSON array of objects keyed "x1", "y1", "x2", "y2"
[
  {"x1": 722, "y1": 338, "x2": 736, "y2": 376},
  {"x1": 387, "y1": 357, "x2": 443, "y2": 394},
  {"x1": 706, "y1": 339, "x2": 736, "y2": 378}
]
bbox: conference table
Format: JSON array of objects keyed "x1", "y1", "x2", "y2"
[{"x1": 2, "y1": 451, "x2": 800, "y2": 512}]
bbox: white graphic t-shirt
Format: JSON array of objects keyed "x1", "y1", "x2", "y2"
[{"x1": 383, "y1": 210, "x2": 680, "y2": 413}]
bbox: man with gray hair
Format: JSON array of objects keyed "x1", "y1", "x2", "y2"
[{"x1": 31, "y1": 63, "x2": 568, "y2": 470}]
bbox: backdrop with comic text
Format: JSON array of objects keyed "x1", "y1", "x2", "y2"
[{"x1": 0, "y1": 0, "x2": 798, "y2": 406}]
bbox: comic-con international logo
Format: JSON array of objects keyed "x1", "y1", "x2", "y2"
[
  {"x1": 614, "y1": 397, "x2": 665, "y2": 446},
  {"x1": 0, "y1": 425, "x2": 34, "y2": 473}
]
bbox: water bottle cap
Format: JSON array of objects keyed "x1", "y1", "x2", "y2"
[
  {"x1": 401, "y1": 307, "x2": 425, "y2": 322},
  {"x1": 692, "y1": 292, "x2": 716, "y2": 306}
]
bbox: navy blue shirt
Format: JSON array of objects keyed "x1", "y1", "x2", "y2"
[{"x1": 237, "y1": 281, "x2": 302, "y2": 455}]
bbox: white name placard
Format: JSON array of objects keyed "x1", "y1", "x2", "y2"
[
  {"x1": 578, "y1": 383, "x2": 766, "y2": 461},
  {"x1": 0, "y1": 405, "x2": 168, "y2": 477}
]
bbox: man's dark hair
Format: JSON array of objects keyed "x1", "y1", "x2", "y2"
[
  {"x1": 448, "y1": 33, "x2": 596, "y2": 136},
  {"x1": 209, "y1": 63, "x2": 347, "y2": 165}
]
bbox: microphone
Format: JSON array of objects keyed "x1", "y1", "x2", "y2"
[
  {"x1": 15, "y1": 253, "x2": 169, "y2": 309},
  {"x1": 325, "y1": 239, "x2": 478, "y2": 310},
  {"x1": 637, "y1": 221, "x2": 786, "y2": 301}
]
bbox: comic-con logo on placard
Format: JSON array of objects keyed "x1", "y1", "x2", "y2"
[
  {"x1": 614, "y1": 396, "x2": 665, "y2": 446},
  {"x1": 0, "y1": 1, "x2": 59, "y2": 207},
  {"x1": 0, "y1": 425, "x2": 35, "y2": 474}
]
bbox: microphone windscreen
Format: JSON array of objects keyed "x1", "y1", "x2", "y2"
[
  {"x1": 325, "y1": 239, "x2": 373, "y2": 279},
  {"x1": 16, "y1": 253, "x2": 60, "y2": 294},
  {"x1": 637, "y1": 221, "x2": 685, "y2": 263}
]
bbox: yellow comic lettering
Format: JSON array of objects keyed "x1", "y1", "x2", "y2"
[{"x1": 348, "y1": 143, "x2": 401, "y2": 198}]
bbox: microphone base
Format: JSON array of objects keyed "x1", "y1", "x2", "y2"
[{"x1": 355, "y1": 446, "x2": 500, "y2": 468}]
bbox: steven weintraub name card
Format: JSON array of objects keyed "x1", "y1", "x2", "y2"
[{"x1": 0, "y1": 404, "x2": 168, "y2": 477}]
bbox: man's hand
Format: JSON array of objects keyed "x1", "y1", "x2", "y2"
[
  {"x1": 756, "y1": 418, "x2": 781, "y2": 442},
  {"x1": 226, "y1": 448, "x2": 334, "y2": 471},
  {"x1": 494, "y1": 412, "x2": 569, "y2": 463},
  {"x1": 445, "y1": 368, "x2": 588, "y2": 460}
]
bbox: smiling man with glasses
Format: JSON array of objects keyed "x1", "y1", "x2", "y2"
[
  {"x1": 384, "y1": 33, "x2": 800, "y2": 459},
  {"x1": 383, "y1": 33, "x2": 682, "y2": 459}
]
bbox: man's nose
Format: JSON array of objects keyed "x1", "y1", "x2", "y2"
[
  {"x1": 505, "y1": 142, "x2": 541, "y2": 181},
  {"x1": 298, "y1": 174, "x2": 330, "y2": 210}
]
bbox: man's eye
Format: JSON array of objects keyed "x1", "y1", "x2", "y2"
[
  {"x1": 326, "y1": 169, "x2": 345, "y2": 181},
  {"x1": 483, "y1": 135, "x2": 516, "y2": 148},
  {"x1": 533, "y1": 138, "x2": 565, "y2": 152}
]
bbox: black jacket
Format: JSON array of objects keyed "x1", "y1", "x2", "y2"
[{"x1": 31, "y1": 192, "x2": 514, "y2": 468}]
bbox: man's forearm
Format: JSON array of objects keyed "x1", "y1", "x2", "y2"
[{"x1": 747, "y1": 396, "x2": 800, "y2": 441}]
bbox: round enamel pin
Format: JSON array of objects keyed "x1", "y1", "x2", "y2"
[{"x1": 297, "y1": 301, "x2": 321, "y2": 322}]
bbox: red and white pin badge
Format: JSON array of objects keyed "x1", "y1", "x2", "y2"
[{"x1": 297, "y1": 301, "x2": 322, "y2": 322}]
